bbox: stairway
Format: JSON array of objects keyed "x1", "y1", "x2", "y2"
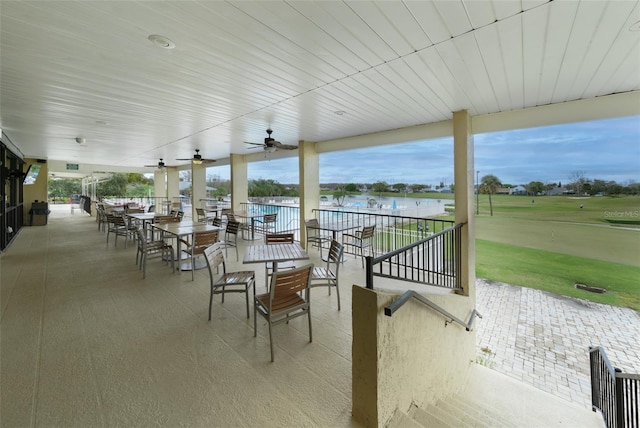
[
  {"x1": 387, "y1": 365, "x2": 604, "y2": 428},
  {"x1": 389, "y1": 393, "x2": 517, "y2": 428}
]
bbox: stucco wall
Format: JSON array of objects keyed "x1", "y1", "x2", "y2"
[
  {"x1": 22, "y1": 159, "x2": 48, "y2": 225},
  {"x1": 352, "y1": 285, "x2": 476, "y2": 427}
]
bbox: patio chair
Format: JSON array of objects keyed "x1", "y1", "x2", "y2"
[
  {"x1": 135, "y1": 227, "x2": 175, "y2": 279},
  {"x1": 204, "y1": 242, "x2": 255, "y2": 320},
  {"x1": 254, "y1": 263, "x2": 314, "y2": 362},
  {"x1": 305, "y1": 218, "x2": 331, "y2": 258},
  {"x1": 220, "y1": 220, "x2": 241, "y2": 260},
  {"x1": 181, "y1": 230, "x2": 219, "y2": 280},
  {"x1": 196, "y1": 207, "x2": 207, "y2": 223},
  {"x1": 255, "y1": 213, "x2": 277, "y2": 235},
  {"x1": 106, "y1": 214, "x2": 136, "y2": 248},
  {"x1": 310, "y1": 240, "x2": 344, "y2": 310},
  {"x1": 264, "y1": 233, "x2": 297, "y2": 289},
  {"x1": 342, "y1": 224, "x2": 376, "y2": 268}
]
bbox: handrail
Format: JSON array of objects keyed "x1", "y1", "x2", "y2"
[
  {"x1": 366, "y1": 223, "x2": 465, "y2": 290},
  {"x1": 370, "y1": 223, "x2": 464, "y2": 264},
  {"x1": 384, "y1": 290, "x2": 482, "y2": 332},
  {"x1": 589, "y1": 345, "x2": 640, "y2": 428}
]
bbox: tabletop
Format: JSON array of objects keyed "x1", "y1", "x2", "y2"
[
  {"x1": 152, "y1": 222, "x2": 221, "y2": 237},
  {"x1": 308, "y1": 221, "x2": 362, "y2": 233},
  {"x1": 243, "y1": 243, "x2": 309, "y2": 265},
  {"x1": 233, "y1": 210, "x2": 264, "y2": 219}
]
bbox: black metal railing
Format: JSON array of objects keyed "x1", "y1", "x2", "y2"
[
  {"x1": 240, "y1": 202, "x2": 301, "y2": 239},
  {"x1": 590, "y1": 345, "x2": 639, "y2": 428},
  {"x1": 365, "y1": 223, "x2": 465, "y2": 291},
  {"x1": 313, "y1": 208, "x2": 454, "y2": 256},
  {"x1": 383, "y1": 290, "x2": 481, "y2": 331}
]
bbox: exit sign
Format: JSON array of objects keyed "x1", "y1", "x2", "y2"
[{"x1": 66, "y1": 163, "x2": 79, "y2": 170}]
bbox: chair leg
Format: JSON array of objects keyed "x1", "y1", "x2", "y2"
[
  {"x1": 142, "y1": 254, "x2": 146, "y2": 279},
  {"x1": 335, "y1": 281, "x2": 341, "y2": 311},
  {"x1": 268, "y1": 320, "x2": 274, "y2": 362},
  {"x1": 244, "y1": 285, "x2": 250, "y2": 318},
  {"x1": 308, "y1": 308, "x2": 313, "y2": 342},
  {"x1": 253, "y1": 303, "x2": 257, "y2": 336},
  {"x1": 209, "y1": 285, "x2": 214, "y2": 321}
]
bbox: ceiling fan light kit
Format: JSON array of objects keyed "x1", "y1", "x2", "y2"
[{"x1": 176, "y1": 149, "x2": 214, "y2": 164}]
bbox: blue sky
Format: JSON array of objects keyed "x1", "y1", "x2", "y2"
[{"x1": 208, "y1": 115, "x2": 639, "y2": 186}]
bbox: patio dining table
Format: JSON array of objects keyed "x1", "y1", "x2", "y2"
[
  {"x1": 151, "y1": 222, "x2": 222, "y2": 272},
  {"x1": 243, "y1": 243, "x2": 310, "y2": 284},
  {"x1": 308, "y1": 220, "x2": 362, "y2": 241},
  {"x1": 234, "y1": 210, "x2": 265, "y2": 241}
]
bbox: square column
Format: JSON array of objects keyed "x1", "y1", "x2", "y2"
[
  {"x1": 298, "y1": 140, "x2": 319, "y2": 247},
  {"x1": 453, "y1": 110, "x2": 476, "y2": 298},
  {"x1": 230, "y1": 154, "x2": 247, "y2": 212},
  {"x1": 191, "y1": 163, "x2": 206, "y2": 220}
]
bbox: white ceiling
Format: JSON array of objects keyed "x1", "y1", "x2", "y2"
[{"x1": 1, "y1": 1, "x2": 639, "y2": 174}]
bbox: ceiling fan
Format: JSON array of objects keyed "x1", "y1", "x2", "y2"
[
  {"x1": 176, "y1": 149, "x2": 215, "y2": 165},
  {"x1": 144, "y1": 159, "x2": 166, "y2": 169},
  {"x1": 244, "y1": 129, "x2": 298, "y2": 152}
]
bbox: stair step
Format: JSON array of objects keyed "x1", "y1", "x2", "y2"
[
  {"x1": 423, "y1": 403, "x2": 472, "y2": 428},
  {"x1": 442, "y1": 396, "x2": 514, "y2": 428},
  {"x1": 386, "y1": 408, "x2": 423, "y2": 428},
  {"x1": 407, "y1": 404, "x2": 454, "y2": 428}
]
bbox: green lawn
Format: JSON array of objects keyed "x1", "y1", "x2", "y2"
[
  {"x1": 476, "y1": 239, "x2": 640, "y2": 311},
  {"x1": 473, "y1": 195, "x2": 640, "y2": 311}
]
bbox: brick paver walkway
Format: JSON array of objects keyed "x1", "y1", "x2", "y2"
[{"x1": 475, "y1": 279, "x2": 640, "y2": 408}]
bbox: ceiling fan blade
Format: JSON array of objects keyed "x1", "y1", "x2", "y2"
[
  {"x1": 243, "y1": 141, "x2": 263, "y2": 146},
  {"x1": 272, "y1": 140, "x2": 298, "y2": 150}
]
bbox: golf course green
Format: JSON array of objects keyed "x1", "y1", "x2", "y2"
[{"x1": 473, "y1": 194, "x2": 639, "y2": 310}]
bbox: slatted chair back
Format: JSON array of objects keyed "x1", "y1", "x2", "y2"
[
  {"x1": 211, "y1": 217, "x2": 222, "y2": 228},
  {"x1": 191, "y1": 230, "x2": 219, "y2": 256},
  {"x1": 271, "y1": 263, "x2": 312, "y2": 303},
  {"x1": 196, "y1": 207, "x2": 206, "y2": 223},
  {"x1": 360, "y1": 225, "x2": 376, "y2": 241},
  {"x1": 265, "y1": 233, "x2": 294, "y2": 245}
]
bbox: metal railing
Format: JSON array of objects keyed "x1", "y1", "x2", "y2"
[
  {"x1": 590, "y1": 346, "x2": 639, "y2": 428},
  {"x1": 365, "y1": 223, "x2": 465, "y2": 291},
  {"x1": 313, "y1": 208, "x2": 455, "y2": 256},
  {"x1": 240, "y1": 202, "x2": 301, "y2": 239},
  {"x1": 383, "y1": 290, "x2": 481, "y2": 331}
]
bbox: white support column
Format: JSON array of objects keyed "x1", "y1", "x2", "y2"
[
  {"x1": 154, "y1": 169, "x2": 166, "y2": 212},
  {"x1": 453, "y1": 110, "x2": 476, "y2": 298},
  {"x1": 166, "y1": 167, "x2": 180, "y2": 214},
  {"x1": 191, "y1": 163, "x2": 206, "y2": 220},
  {"x1": 298, "y1": 140, "x2": 319, "y2": 247},
  {"x1": 230, "y1": 154, "x2": 248, "y2": 212}
]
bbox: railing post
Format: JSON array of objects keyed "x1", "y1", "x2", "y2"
[
  {"x1": 365, "y1": 256, "x2": 374, "y2": 289},
  {"x1": 614, "y1": 367, "x2": 623, "y2": 428}
]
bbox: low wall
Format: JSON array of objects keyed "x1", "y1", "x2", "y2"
[{"x1": 352, "y1": 285, "x2": 476, "y2": 427}]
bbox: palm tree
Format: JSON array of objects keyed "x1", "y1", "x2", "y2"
[{"x1": 481, "y1": 174, "x2": 502, "y2": 216}]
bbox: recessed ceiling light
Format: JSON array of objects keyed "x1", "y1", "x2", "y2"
[
  {"x1": 334, "y1": 110, "x2": 346, "y2": 116},
  {"x1": 630, "y1": 21, "x2": 640, "y2": 31},
  {"x1": 148, "y1": 34, "x2": 175, "y2": 49}
]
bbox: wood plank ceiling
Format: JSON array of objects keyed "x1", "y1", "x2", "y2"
[{"x1": 1, "y1": 0, "x2": 638, "y2": 171}]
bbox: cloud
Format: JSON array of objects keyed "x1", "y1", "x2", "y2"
[{"x1": 211, "y1": 116, "x2": 639, "y2": 185}]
